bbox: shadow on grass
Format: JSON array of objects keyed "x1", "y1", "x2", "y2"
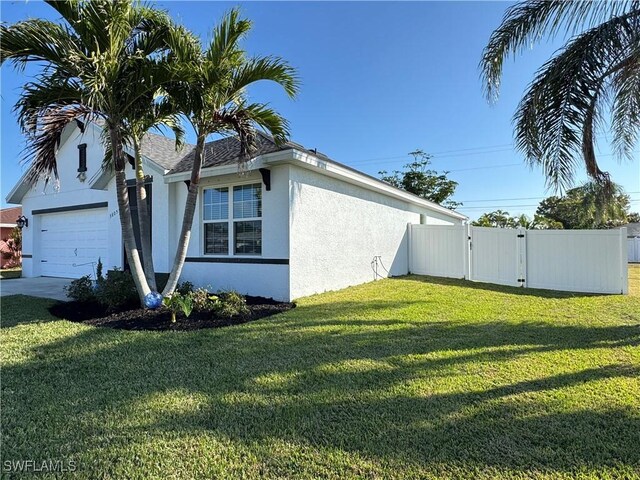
[
  {"x1": 403, "y1": 274, "x2": 606, "y2": 298},
  {"x1": 2, "y1": 295, "x2": 639, "y2": 475}
]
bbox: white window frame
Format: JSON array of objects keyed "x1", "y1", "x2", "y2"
[{"x1": 201, "y1": 180, "x2": 263, "y2": 257}]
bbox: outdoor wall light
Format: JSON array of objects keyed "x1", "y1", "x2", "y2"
[{"x1": 16, "y1": 215, "x2": 28, "y2": 229}]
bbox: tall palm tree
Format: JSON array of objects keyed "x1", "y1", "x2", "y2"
[
  {"x1": 125, "y1": 99, "x2": 185, "y2": 292},
  {"x1": 161, "y1": 9, "x2": 299, "y2": 295},
  {"x1": 1, "y1": 0, "x2": 179, "y2": 302},
  {"x1": 481, "y1": 1, "x2": 640, "y2": 193}
]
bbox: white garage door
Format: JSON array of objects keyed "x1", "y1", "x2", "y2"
[{"x1": 39, "y1": 208, "x2": 108, "y2": 278}]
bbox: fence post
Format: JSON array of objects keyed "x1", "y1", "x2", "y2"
[
  {"x1": 517, "y1": 227, "x2": 527, "y2": 288},
  {"x1": 407, "y1": 222, "x2": 413, "y2": 275},
  {"x1": 464, "y1": 223, "x2": 471, "y2": 280},
  {"x1": 621, "y1": 227, "x2": 629, "y2": 294}
]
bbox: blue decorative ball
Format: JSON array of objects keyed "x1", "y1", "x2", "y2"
[{"x1": 144, "y1": 291, "x2": 163, "y2": 309}]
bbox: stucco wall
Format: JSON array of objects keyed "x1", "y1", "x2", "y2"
[
  {"x1": 288, "y1": 165, "x2": 460, "y2": 299},
  {"x1": 173, "y1": 164, "x2": 291, "y2": 300}
]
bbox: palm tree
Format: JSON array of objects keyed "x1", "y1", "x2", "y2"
[
  {"x1": 161, "y1": 9, "x2": 299, "y2": 295},
  {"x1": 481, "y1": 1, "x2": 640, "y2": 193},
  {"x1": 126, "y1": 100, "x2": 185, "y2": 292},
  {"x1": 1, "y1": 0, "x2": 179, "y2": 302}
]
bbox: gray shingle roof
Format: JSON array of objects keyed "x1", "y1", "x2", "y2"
[
  {"x1": 168, "y1": 132, "x2": 298, "y2": 174},
  {"x1": 625, "y1": 223, "x2": 640, "y2": 237},
  {"x1": 139, "y1": 133, "x2": 195, "y2": 171}
]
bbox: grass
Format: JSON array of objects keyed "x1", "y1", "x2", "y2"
[
  {"x1": 1, "y1": 267, "x2": 639, "y2": 479},
  {"x1": 0, "y1": 267, "x2": 21, "y2": 280}
]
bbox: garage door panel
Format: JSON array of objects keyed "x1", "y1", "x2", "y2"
[{"x1": 39, "y1": 208, "x2": 109, "y2": 278}]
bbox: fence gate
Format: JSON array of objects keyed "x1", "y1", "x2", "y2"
[
  {"x1": 408, "y1": 224, "x2": 468, "y2": 279},
  {"x1": 469, "y1": 226, "x2": 525, "y2": 287},
  {"x1": 408, "y1": 224, "x2": 628, "y2": 294}
]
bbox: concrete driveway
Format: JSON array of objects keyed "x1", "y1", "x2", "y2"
[{"x1": 0, "y1": 277, "x2": 71, "y2": 301}]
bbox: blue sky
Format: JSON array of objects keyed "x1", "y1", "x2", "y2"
[{"x1": 1, "y1": 1, "x2": 639, "y2": 218}]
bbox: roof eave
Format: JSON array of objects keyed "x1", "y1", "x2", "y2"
[
  {"x1": 5, "y1": 169, "x2": 31, "y2": 205},
  {"x1": 164, "y1": 148, "x2": 466, "y2": 221},
  {"x1": 267, "y1": 149, "x2": 468, "y2": 221}
]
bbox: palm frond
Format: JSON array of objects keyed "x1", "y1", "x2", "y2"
[
  {"x1": 480, "y1": 0, "x2": 639, "y2": 101},
  {"x1": 611, "y1": 53, "x2": 640, "y2": 160},
  {"x1": 228, "y1": 56, "x2": 300, "y2": 99},
  {"x1": 22, "y1": 105, "x2": 94, "y2": 186},
  {"x1": 0, "y1": 19, "x2": 86, "y2": 74},
  {"x1": 513, "y1": 12, "x2": 640, "y2": 190}
]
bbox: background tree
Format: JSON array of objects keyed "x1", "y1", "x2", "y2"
[
  {"x1": 536, "y1": 182, "x2": 631, "y2": 229},
  {"x1": 481, "y1": 1, "x2": 640, "y2": 195},
  {"x1": 470, "y1": 211, "x2": 561, "y2": 229},
  {"x1": 161, "y1": 9, "x2": 299, "y2": 295},
  {"x1": 379, "y1": 149, "x2": 461, "y2": 209},
  {"x1": 627, "y1": 212, "x2": 640, "y2": 223},
  {"x1": 471, "y1": 210, "x2": 517, "y2": 228}
]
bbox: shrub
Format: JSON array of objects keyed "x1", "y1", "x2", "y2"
[
  {"x1": 176, "y1": 281, "x2": 194, "y2": 295},
  {"x1": 215, "y1": 290, "x2": 249, "y2": 318},
  {"x1": 96, "y1": 257, "x2": 104, "y2": 283},
  {"x1": 191, "y1": 288, "x2": 219, "y2": 312},
  {"x1": 64, "y1": 275, "x2": 96, "y2": 302},
  {"x1": 163, "y1": 292, "x2": 193, "y2": 323},
  {"x1": 96, "y1": 269, "x2": 138, "y2": 311}
]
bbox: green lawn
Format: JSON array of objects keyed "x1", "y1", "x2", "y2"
[{"x1": 1, "y1": 268, "x2": 639, "y2": 479}]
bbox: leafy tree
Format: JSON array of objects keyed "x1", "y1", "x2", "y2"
[
  {"x1": 471, "y1": 210, "x2": 517, "y2": 228},
  {"x1": 472, "y1": 211, "x2": 562, "y2": 229},
  {"x1": 481, "y1": 1, "x2": 640, "y2": 194},
  {"x1": 379, "y1": 150, "x2": 461, "y2": 209},
  {"x1": 161, "y1": 9, "x2": 298, "y2": 295},
  {"x1": 628, "y1": 212, "x2": 640, "y2": 223},
  {"x1": 0, "y1": 0, "x2": 180, "y2": 303},
  {"x1": 536, "y1": 182, "x2": 631, "y2": 229}
]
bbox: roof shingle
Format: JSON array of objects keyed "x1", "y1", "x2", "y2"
[
  {"x1": 139, "y1": 133, "x2": 194, "y2": 171},
  {"x1": 168, "y1": 132, "x2": 297, "y2": 174}
]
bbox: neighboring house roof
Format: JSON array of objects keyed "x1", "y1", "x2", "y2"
[
  {"x1": 0, "y1": 206, "x2": 22, "y2": 228},
  {"x1": 169, "y1": 132, "x2": 295, "y2": 174},
  {"x1": 624, "y1": 223, "x2": 640, "y2": 237}
]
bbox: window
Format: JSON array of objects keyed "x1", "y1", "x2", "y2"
[
  {"x1": 203, "y1": 187, "x2": 229, "y2": 255},
  {"x1": 203, "y1": 183, "x2": 262, "y2": 255},
  {"x1": 77, "y1": 143, "x2": 87, "y2": 172}
]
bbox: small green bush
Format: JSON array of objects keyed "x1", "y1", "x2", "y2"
[
  {"x1": 64, "y1": 275, "x2": 96, "y2": 302},
  {"x1": 215, "y1": 290, "x2": 249, "y2": 318},
  {"x1": 176, "y1": 281, "x2": 194, "y2": 295},
  {"x1": 96, "y1": 269, "x2": 138, "y2": 311},
  {"x1": 163, "y1": 292, "x2": 193, "y2": 322},
  {"x1": 96, "y1": 257, "x2": 104, "y2": 283},
  {"x1": 191, "y1": 288, "x2": 219, "y2": 312}
]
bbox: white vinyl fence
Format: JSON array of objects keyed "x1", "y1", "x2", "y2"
[
  {"x1": 629, "y1": 237, "x2": 640, "y2": 263},
  {"x1": 409, "y1": 224, "x2": 468, "y2": 278},
  {"x1": 408, "y1": 224, "x2": 628, "y2": 294}
]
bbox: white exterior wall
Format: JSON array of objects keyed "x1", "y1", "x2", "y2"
[
  {"x1": 288, "y1": 165, "x2": 460, "y2": 299},
  {"x1": 173, "y1": 165, "x2": 291, "y2": 301},
  {"x1": 17, "y1": 124, "x2": 171, "y2": 277}
]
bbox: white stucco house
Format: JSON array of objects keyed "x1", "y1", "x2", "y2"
[{"x1": 6, "y1": 120, "x2": 467, "y2": 301}]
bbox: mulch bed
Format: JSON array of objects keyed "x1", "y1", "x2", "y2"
[{"x1": 49, "y1": 295, "x2": 295, "y2": 331}]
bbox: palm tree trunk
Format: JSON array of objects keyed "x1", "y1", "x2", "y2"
[
  {"x1": 162, "y1": 133, "x2": 206, "y2": 295},
  {"x1": 110, "y1": 127, "x2": 151, "y2": 304},
  {"x1": 134, "y1": 140, "x2": 157, "y2": 291}
]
